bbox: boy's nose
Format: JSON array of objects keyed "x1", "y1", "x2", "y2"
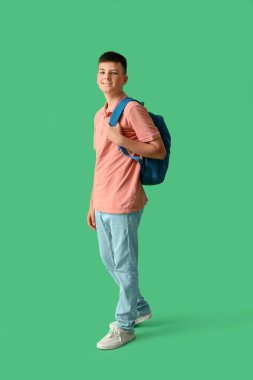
[{"x1": 103, "y1": 72, "x2": 111, "y2": 79}]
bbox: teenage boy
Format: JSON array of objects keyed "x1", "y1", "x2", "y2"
[{"x1": 87, "y1": 51, "x2": 166, "y2": 350}]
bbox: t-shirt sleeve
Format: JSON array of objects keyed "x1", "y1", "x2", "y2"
[{"x1": 127, "y1": 104, "x2": 161, "y2": 142}]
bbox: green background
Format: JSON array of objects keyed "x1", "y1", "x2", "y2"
[{"x1": 1, "y1": 0, "x2": 253, "y2": 378}]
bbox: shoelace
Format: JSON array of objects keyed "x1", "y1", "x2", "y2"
[{"x1": 107, "y1": 327, "x2": 122, "y2": 342}]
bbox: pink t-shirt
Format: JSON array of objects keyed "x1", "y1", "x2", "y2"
[{"x1": 92, "y1": 92, "x2": 161, "y2": 213}]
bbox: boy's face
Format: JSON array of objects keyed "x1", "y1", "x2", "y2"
[{"x1": 97, "y1": 61, "x2": 128, "y2": 95}]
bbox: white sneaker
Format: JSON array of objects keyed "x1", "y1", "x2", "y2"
[
  {"x1": 97, "y1": 324, "x2": 136, "y2": 350},
  {"x1": 110, "y1": 312, "x2": 152, "y2": 330},
  {"x1": 135, "y1": 312, "x2": 152, "y2": 325}
]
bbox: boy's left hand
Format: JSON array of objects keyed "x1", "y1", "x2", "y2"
[{"x1": 106, "y1": 122, "x2": 122, "y2": 145}]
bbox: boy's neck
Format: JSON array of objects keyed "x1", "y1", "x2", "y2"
[{"x1": 104, "y1": 91, "x2": 127, "y2": 112}]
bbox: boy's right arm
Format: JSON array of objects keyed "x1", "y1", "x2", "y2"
[{"x1": 87, "y1": 185, "x2": 96, "y2": 231}]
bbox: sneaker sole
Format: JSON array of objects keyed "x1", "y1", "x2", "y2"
[
  {"x1": 109, "y1": 313, "x2": 152, "y2": 330},
  {"x1": 135, "y1": 312, "x2": 152, "y2": 325},
  {"x1": 97, "y1": 335, "x2": 136, "y2": 350}
]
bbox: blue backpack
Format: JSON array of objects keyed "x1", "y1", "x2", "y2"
[{"x1": 109, "y1": 97, "x2": 171, "y2": 185}]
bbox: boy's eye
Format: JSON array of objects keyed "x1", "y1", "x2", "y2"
[{"x1": 99, "y1": 71, "x2": 118, "y2": 75}]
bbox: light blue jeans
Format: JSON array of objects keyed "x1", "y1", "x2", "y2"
[{"x1": 95, "y1": 208, "x2": 151, "y2": 333}]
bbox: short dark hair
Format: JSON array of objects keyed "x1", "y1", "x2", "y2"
[{"x1": 98, "y1": 51, "x2": 127, "y2": 74}]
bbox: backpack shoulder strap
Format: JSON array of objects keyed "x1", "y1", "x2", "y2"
[
  {"x1": 109, "y1": 97, "x2": 145, "y2": 165},
  {"x1": 109, "y1": 97, "x2": 144, "y2": 126}
]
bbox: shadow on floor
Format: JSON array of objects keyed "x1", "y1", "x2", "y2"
[{"x1": 135, "y1": 309, "x2": 253, "y2": 340}]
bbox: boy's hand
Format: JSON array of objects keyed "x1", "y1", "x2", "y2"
[
  {"x1": 87, "y1": 207, "x2": 96, "y2": 231},
  {"x1": 106, "y1": 122, "x2": 122, "y2": 145}
]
